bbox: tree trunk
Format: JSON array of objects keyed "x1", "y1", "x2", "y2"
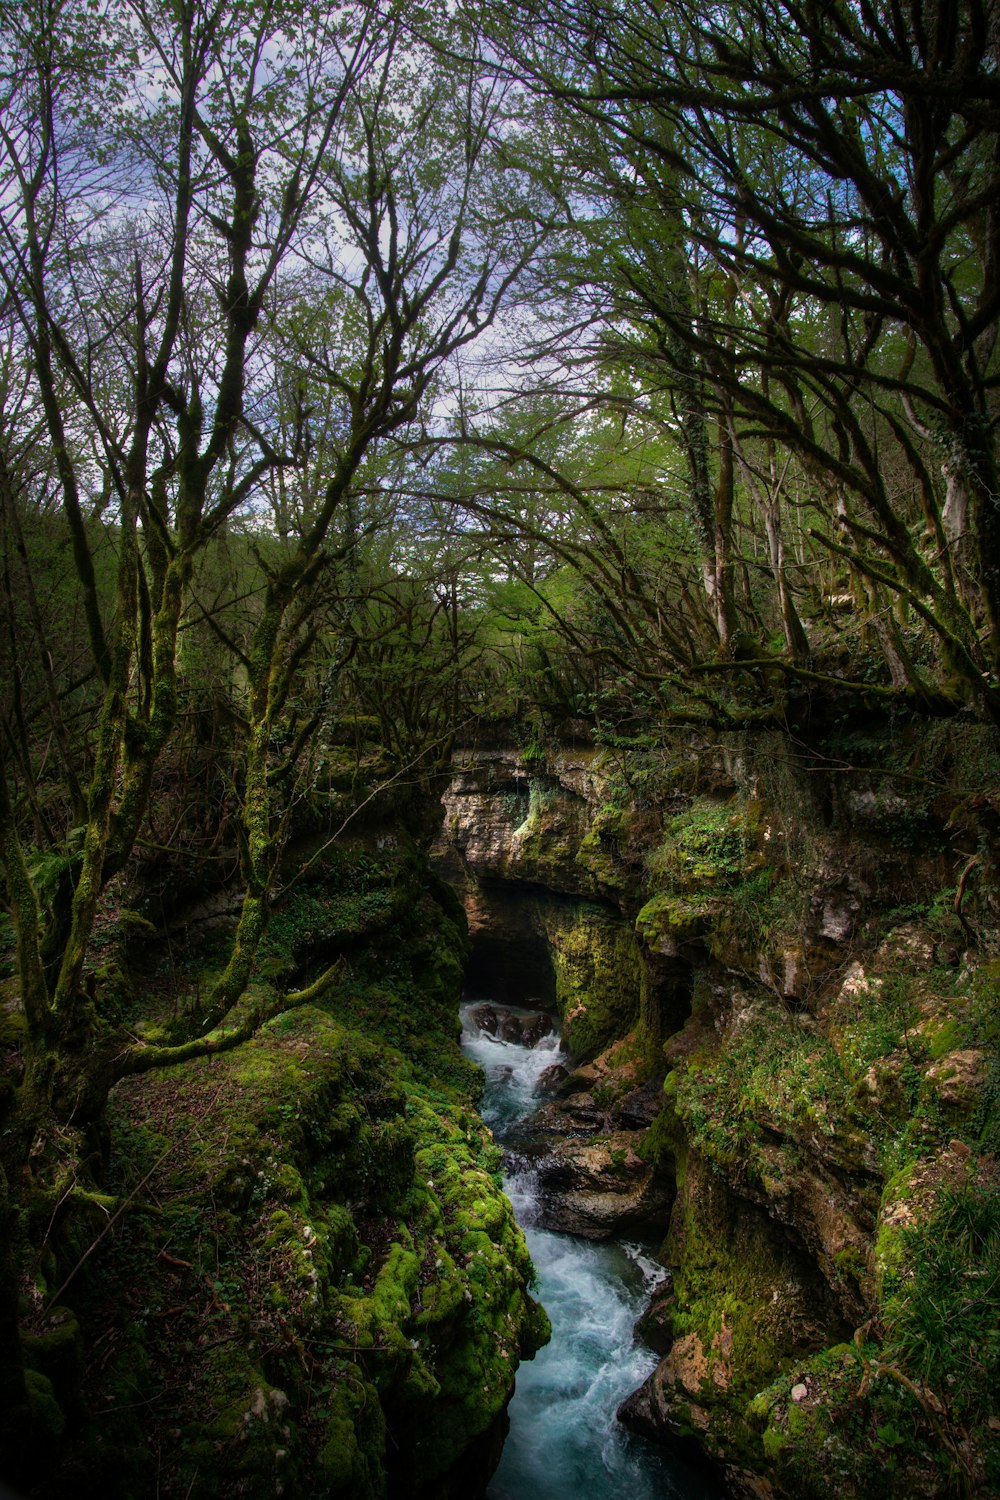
[{"x1": 0, "y1": 1167, "x2": 26, "y2": 1414}]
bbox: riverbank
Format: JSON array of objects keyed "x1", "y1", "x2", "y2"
[
  {"x1": 5, "y1": 832, "x2": 547, "y2": 1499},
  {"x1": 436, "y1": 725, "x2": 1000, "y2": 1497}
]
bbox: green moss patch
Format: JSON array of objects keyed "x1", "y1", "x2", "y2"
[{"x1": 42, "y1": 840, "x2": 545, "y2": 1500}]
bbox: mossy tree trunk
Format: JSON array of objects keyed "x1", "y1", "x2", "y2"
[{"x1": 0, "y1": 6, "x2": 544, "y2": 1446}]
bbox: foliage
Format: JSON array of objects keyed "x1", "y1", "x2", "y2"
[
  {"x1": 646, "y1": 799, "x2": 763, "y2": 890},
  {"x1": 2, "y1": 1, "x2": 1000, "y2": 1492},
  {"x1": 882, "y1": 1185, "x2": 1000, "y2": 1425}
]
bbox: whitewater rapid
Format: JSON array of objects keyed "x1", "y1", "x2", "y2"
[{"x1": 460, "y1": 1004, "x2": 723, "y2": 1500}]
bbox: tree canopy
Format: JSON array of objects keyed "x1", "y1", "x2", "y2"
[{"x1": 445, "y1": 0, "x2": 1000, "y2": 727}]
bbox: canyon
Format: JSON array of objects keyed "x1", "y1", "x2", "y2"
[
  {"x1": 5, "y1": 719, "x2": 998, "y2": 1499},
  {"x1": 434, "y1": 723, "x2": 999, "y2": 1498}
]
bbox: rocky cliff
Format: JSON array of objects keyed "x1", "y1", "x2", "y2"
[{"x1": 434, "y1": 725, "x2": 1000, "y2": 1499}]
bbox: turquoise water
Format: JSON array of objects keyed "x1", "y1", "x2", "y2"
[{"x1": 460, "y1": 1007, "x2": 725, "y2": 1500}]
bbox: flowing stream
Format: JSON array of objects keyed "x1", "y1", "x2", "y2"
[{"x1": 460, "y1": 1004, "x2": 724, "y2": 1500}]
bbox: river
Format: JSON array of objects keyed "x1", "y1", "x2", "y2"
[{"x1": 460, "y1": 1004, "x2": 725, "y2": 1500}]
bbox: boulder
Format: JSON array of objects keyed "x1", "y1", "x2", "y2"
[
  {"x1": 531, "y1": 1132, "x2": 672, "y2": 1239},
  {"x1": 536, "y1": 1063, "x2": 570, "y2": 1094}
]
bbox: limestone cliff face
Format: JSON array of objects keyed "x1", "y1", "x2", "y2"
[
  {"x1": 437, "y1": 744, "x2": 686, "y2": 1047},
  {"x1": 435, "y1": 727, "x2": 1000, "y2": 1499},
  {"x1": 441, "y1": 746, "x2": 605, "y2": 889}
]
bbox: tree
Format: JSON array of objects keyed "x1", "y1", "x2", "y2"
[
  {"x1": 477, "y1": 0, "x2": 1000, "y2": 724},
  {"x1": 0, "y1": 0, "x2": 545, "y2": 1416}
]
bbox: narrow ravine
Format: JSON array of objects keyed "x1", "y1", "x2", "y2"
[{"x1": 460, "y1": 1003, "x2": 724, "y2": 1500}]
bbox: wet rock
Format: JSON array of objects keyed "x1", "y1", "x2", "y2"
[
  {"x1": 553, "y1": 1062, "x2": 601, "y2": 1098},
  {"x1": 616, "y1": 1379, "x2": 675, "y2": 1443},
  {"x1": 528, "y1": 1095, "x2": 606, "y2": 1133},
  {"x1": 536, "y1": 1062, "x2": 570, "y2": 1093},
  {"x1": 616, "y1": 1343, "x2": 713, "y2": 1442},
  {"x1": 467, "y1": 1004, "x2": 556, "y2": 1048},
  {"x1": 616, "y1": 1079, "x2": 666, "y2": 1129},
  {"x1": 619, "y1": 1369, "x2": 776, "y2": 1499},
  {"x1": 531, "y1": 1131, "x2": 672, "y2": 1239},
  {"x1": 497, "y1": 1011, "x2": 525, "y2": 1043},
  {"x1": 520, "y1": 1013, "x2": 555, "y2": 1048},
  {"x1": 635, "y1": 1278, "x2": 675, "y2": 1354},
  {"x1": 468, "y1": 1002, "x2": 499, "y2": 1036}
]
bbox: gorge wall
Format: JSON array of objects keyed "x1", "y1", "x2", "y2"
[{"x1": 433, "y1": 724, "x2": 1000, "y2": 1499}]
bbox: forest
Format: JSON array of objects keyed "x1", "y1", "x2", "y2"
[{"x1": 0, "y1": 1, "x2": 998, "y2": 1497}]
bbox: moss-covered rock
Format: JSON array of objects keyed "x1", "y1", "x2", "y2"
[
  {"x1": 624, "y1": 1142, "x2": 849, "y2": 1474},
  {"x1": 542, "y1": 902, "x2": 643, "y2": 1057},
  {"x1": 17, "y1": 834, "x2": 547, "y2": 1500},
  {"x1": 437, "y1": 728, "x2": 1000, "y2": 1498}
]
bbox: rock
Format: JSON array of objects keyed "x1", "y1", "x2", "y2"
[
  {"x1": 926, "y1": 1048, "x2": 984, "y2": 1116},
  {"x1": 520, "y1": 1013, "x2": 555, "y2": 1047},
  {"x1": 635, "y1": 1280, "x2": 675, "y2": 1354},
  {"x1": 537, "y1": 1063, "x2": 570, "y2": 1093},
  {"x1": 819, "y1": 897, "x2": 859, "y2": 943},
  {"x1": 876, "y1": 1144, "x2": 988, "y2": 1277},
  {"x1": 531, "y1": 1131, "x2": 672, "y2": 1239},
  {"x1": 468, "y1": 1002, "x2": 499, "y2": 1036},
  {"x1": 616, "y1": 1379, "x2": 660, "y2": 1438},
  {"x1": 554, "y1": 1062, "x2": 601, "y2": 1097},
  {"x1": 618, "y1": 1338, "x2": 715, "y2": 1436},
  {"x1": 853, "y1": 1053, "x2": 913, "y2": 1126},
  {"x1": 497, "y1": 1010, "x2": 524, "y2": 1043},
  {"x1": 437, "y1": 748, "x2": 601, "y2": 896},
  {"x1": 527, "y1": 1095, "x2": 606, "y2": 1132},
  {"x1": 616, "y1": 1079, "x2": 666, "y2": 1129},
  {"x1": 781, "y1": 947, "x2": 808, "y2": 1001},
  {"x1": 875, "y1": 923, "x2": 935, "y2": 973},
  {"x1": 467, "y1": 1004, "x2": 556, "y2": 1048},
  {"x1": 790, "y1": 1382, "x2": 808, "y2": 1403}
]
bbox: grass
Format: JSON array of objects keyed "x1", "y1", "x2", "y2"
[{"x1": 881, "y1": 1183, "x2": 1000, "y2": 1424}]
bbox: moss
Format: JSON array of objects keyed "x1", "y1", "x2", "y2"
[
  {"x1": 435, "y1": 732, "x2": 1000, "y2": 1496},
  {"x1": 541, "y1": 902, "x2": 641, "y2": 1057},
  {"x1": 636, "y1": 891, "x2": 719, "y2": 947},
  {"x1": 21, "y1": 1306, "x2": 83, "y2": 1416},
  {"x1": 24, "y1": 1369, "x2": 65, "y2": 1440},
  {"x1": 42, "y1": 835, "x2": 545, "y2": 1500},
  {"x1": 646, "y1": 797, "x2": 765, "y2": 891},
  {"x1": 0, "y1": 974, "x2": 28, "y2": 1045},
  {"x1": 748, "y1": 1337, "x2": 983, "y2": 1499},
  {"x1": 576, "y1": 802, "x2": 645, "y2": 897},
  {"x1": 317, "y1": 1382, "x2": 387, "y2": 1499},
  {"x1": 655, "y1": 1146, "x2": 848, "y2": 1471},
  {"x1": 635, "y1": 1101, "x2": 681, "y2": 1171},
  {"x1": 666, "y1": 998, "x2": 853, "y2": 1179}
]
